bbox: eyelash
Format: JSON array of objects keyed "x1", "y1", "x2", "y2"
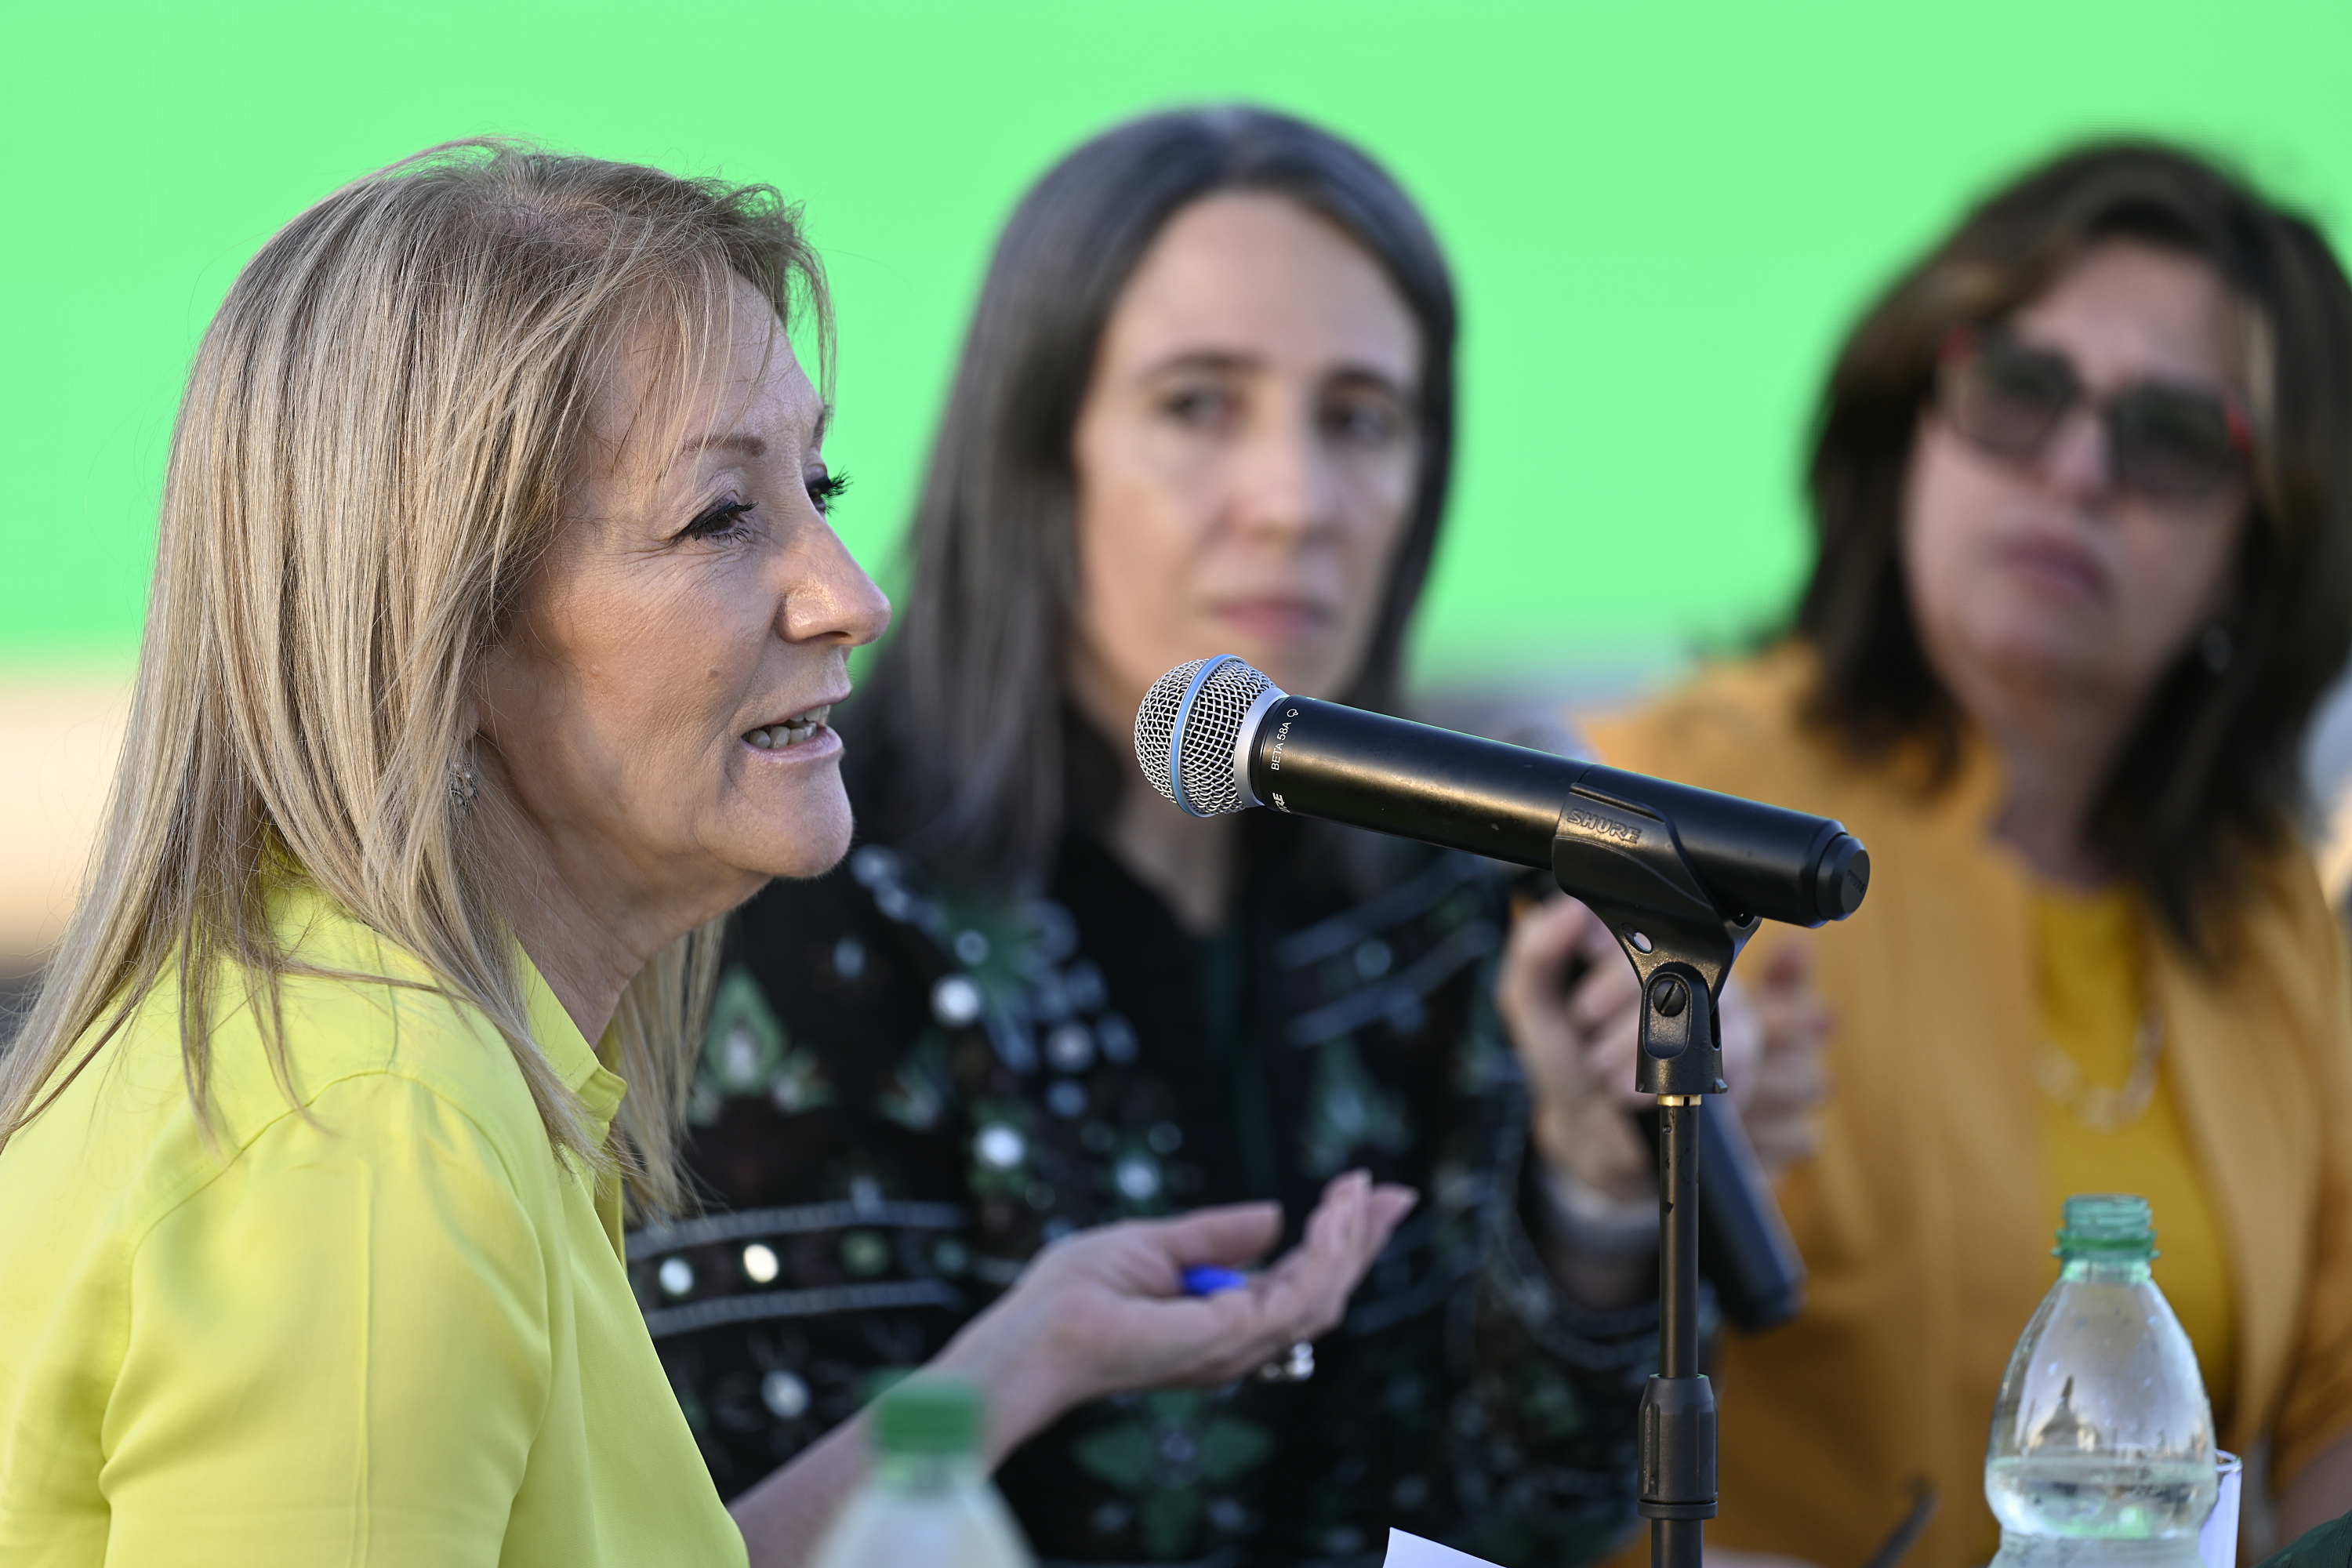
[
  {"x1": 678, "y1": 470, "x2": 849, "y2": 543},
  {"x1": 682, "y1": 498, "x2": 757, "y2": 541}
]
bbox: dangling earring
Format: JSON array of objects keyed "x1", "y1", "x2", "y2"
[
  {"x1": 448, "y1": 751, "x2": 480, "y2": 811},
  {"x1": 2201, "y1": 623, "x2": 2234, "y2": 674}
]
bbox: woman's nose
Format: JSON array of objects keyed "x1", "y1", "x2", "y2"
[
  {"x1": 779, "y1": 522, "x2": 892, "y2": 648},
  {"x1": 2038, "y1": 404, "x2": 2119, "y2": 501},
  {"x1": 1232, "y1": 401, "x2": 1339, "y2": 541}
]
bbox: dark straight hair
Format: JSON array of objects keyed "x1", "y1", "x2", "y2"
[
  {"x1": 1795, "y1": 140, "x2": 2352, "y2": 954},
  {"x1": 851, "y1": 106, "x2": 1458, "y2": 894}
]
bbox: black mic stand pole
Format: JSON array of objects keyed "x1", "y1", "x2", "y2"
[{"x1": 1550, "y1": 798, "x2": 1757, "y2": 1568}]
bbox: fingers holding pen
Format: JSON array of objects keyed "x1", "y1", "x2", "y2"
[
  {"x1": 1143, "y1": 1200, "x2": 1287, "y2": 1280},
  {"x1": 1189, "y1": 1170, "x2": 1417, "y2": 1383},
  {"x1": 924, "y1": 1171, "x2": 1421, "y2": 1463}
]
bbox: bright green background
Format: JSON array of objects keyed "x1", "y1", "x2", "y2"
[{"x1": 5, "y1": 2, "x2": 2349, "y2": 681}]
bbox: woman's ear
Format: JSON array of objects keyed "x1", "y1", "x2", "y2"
[
  {"x1": 2185, "y1": 523, "x2": 2256, "y2": 676},
  {"x1": 446, "y1": 695, "x2": 485, "y2": 814}
]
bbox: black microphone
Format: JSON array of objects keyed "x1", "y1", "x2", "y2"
[
  {"x1": 1134, "y1": 656, "x2": 1867, "y2": 928},
  {"x1": 1135, "y1": 655, "x2": 1867, "y2": 1331}
]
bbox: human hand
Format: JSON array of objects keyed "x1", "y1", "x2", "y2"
[
  {"x1": 1733, "y1": 938, "x2": 1831, "y2": 1177},
  {"x1": 931, "y1": 1170, "x2": 1416, "y2": 1466},
  {"x1": 1498, "y1": 894, "x2": 1776, "y2": 1198}
]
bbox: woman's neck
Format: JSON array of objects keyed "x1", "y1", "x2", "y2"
[
  {"x1": 470, "y1": 749, "x2": 754, "y2": 1046},
  {"x1": 1954, "y1": 667, "x2": 2140, "y2": 890},
  {"x1": 1065, "y1": 650, "x2": 1241, "y2": 935},
  {"x1": 1103, "y1": 775, "x2": 1238, "y2": 935}
]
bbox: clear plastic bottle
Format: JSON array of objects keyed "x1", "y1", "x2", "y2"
[
  {"x1": 1986, "y1": 1194, "x2": 2216, "y2": 1568},
  {"x1": 808, "y1": 1377, "x2": 1037, "y2": 1568}
]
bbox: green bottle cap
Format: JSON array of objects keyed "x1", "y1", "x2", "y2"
[
  {"x1": 2055, "y1": 1192, "x2": 2158, "y2": 1261},
  {"x1": 872, "y1": 1376, "x2": 984, "y2": 1457}
]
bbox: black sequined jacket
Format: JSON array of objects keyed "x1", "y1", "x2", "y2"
[{"x1": 630, "y1": 814, "x2": 1657, "y2": 1567}]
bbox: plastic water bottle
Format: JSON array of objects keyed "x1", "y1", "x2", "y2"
[
  {"x1": 809, "y1": 1377, "x2": 1036, "y2": 1568},
  {"x1": 1985, "y1": 1195, "x2": 2216, "y2": 1568}
]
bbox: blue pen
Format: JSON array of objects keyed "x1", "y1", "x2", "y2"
[{"x1": 1181, "y1": 1265, "x2": 1249, "y2": 1296}]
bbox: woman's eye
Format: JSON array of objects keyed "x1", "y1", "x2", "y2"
[
  {"x1": 1160, "y1": 385, "x2": 1237, "y2": 429},
  {"x1": 681, "y1": 498, "x2": 757, "y2": 539},
  {"x1": 1325, "y1": 397, "x2": 1404, "y2": 447},
  {"x1": 807, "y1": 470, "x2": 851, "y2": 515}
]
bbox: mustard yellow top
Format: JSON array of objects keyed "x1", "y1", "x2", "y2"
[
  {"x1": 0, "y1": 884, "x2": 746, "y2": 1567},
  {"x1": 1587, "y1": 642, "x2": 2352, "y2": 1568},
  {"x1": 2032, "y1": 881, "x2": 2237, "y2": 1420}
]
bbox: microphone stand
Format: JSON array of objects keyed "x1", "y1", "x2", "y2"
[{"x1": 1552, "y1": 797, "x2": 1758, "y2": 1568}]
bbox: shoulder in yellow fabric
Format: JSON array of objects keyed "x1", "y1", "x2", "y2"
[{"x1": 0, "y1": 884, "x2": 745, "y2": 1568}]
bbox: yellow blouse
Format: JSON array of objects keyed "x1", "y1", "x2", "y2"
[
  {"x1": 2032, "y1": 882, "x2": 2237, "y2": 1422},
  {"x1": 0, "y1": 884, "x2": 745, "y2": 1567}
]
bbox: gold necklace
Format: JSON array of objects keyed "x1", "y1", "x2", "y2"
[{"x1": 2036, "y1": 1011, "x2": 2163, "y2": 1132}]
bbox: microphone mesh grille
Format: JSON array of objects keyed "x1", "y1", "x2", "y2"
[
  {"x1": 1135, "y1": 659, "x2": 1209, "y2": 806},
  {"x1": 1134, "y1": 656, "x2": 1274, "y2": 815}
]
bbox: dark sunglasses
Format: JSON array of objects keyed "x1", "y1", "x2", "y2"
[{"x1": 1936, "y1": 325, "x2": 2253, "y2": 504}]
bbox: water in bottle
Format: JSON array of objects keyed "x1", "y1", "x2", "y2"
[
  {"x1": 809, "y1": 1377, "x2": 1036, "y2": 1568},
  {"x1": 1986, "y1": 1194, "x2": 2216, "y2": 1568}
]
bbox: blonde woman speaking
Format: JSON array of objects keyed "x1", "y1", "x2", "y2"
[{"x1": 0, "y1": 142, "x2": 1410, "y2": 1567}]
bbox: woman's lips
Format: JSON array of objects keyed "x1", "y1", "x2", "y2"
[
  {"x1": 1211, "y1": 599, "x2": 1333, "y2": 643},
  {"x1": 742, "y1": 702, "x2": 834, "y2": 751},
  {"x1": 1994, "y1": 535, "x2": 2107, "y2": 604}
]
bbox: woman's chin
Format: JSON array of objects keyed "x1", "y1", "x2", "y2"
[
  {"x1": 1969, "y1": 624, "x2": 2117, "y2": 695},
  {"x1": 725, "y1": 783, "x2": 856, "y2": 883},
  {"x1": 1221, "y1": 643, "x2": 1349, "y2": 703},
  {"x1": 761, "y1": 819, "x2": 856, "y2": 883}
]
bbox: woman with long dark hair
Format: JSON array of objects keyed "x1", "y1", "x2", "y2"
[
  {"x1": 1586, "y1": 142, "x2": 2352, "y2": 1568},
  {"x1": 637, "y1": 106, "x2": 1817, "y2": 1566}
]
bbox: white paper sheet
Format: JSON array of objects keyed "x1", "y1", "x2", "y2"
[
  {"x1": 1384, "y1": 1528, "x2": 1505, "y2": 1568},
  {"x1": 2200, "y1": 1452, "x2": 2243, "y2": 1568}
]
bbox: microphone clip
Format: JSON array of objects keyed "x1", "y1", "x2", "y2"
[{"x1": 1548, "y1": 781, "x2": 1755, "y2": 1100}]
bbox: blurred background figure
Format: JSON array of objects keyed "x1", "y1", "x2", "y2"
[
  {"x1": 631, "y1": 106, "x2": 1811, "y2": 1567},
  {"x1": 1585, "y1": 143, "x2": 2352, "y2": 1568}
]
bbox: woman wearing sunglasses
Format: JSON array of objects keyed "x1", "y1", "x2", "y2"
[{"x1": 1583, "y1": 143, "x2": 2352, "y2": 1568}]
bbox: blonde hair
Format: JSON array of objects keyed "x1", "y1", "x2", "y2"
[{"x1": 0, "y1": 140, "x2": 829, "y2": 1214}]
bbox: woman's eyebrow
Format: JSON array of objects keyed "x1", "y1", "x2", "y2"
[
  {"x1": 676, "y1": 432, "x2": 768, "y2": 462},
  {"x1": 1326, "y1": 365, "x2": 1410, "y2": 394},
  {"x1": 1140, "y1": 351, "x2": 1410, "y2": 392},
  {"x1": 1144, "y1": 350, "x2": 1262, "y2": 378}
]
